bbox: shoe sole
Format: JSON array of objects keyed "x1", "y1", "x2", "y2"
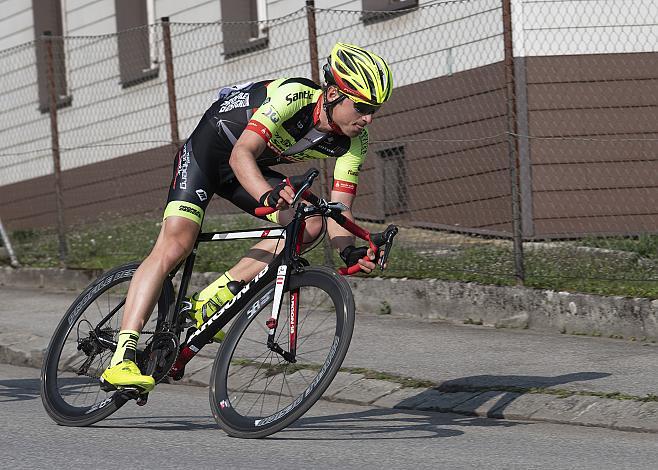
[{"x1": 99, "y1": 377, "x2": 153, "y2": 394}]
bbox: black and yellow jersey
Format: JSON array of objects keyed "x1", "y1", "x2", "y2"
[{"x1": 198, "y1": 78, "x2": 368, "y2": 194}]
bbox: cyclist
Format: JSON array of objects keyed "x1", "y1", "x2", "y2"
[{"x1": 100, "y1": 43, "x2": 393, "y2": 392}]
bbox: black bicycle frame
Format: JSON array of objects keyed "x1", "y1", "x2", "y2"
[{"x1": 168, "y1": 205, "x2": 309, "y2": 378}]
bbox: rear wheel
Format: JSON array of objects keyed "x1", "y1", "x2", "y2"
[
  {"x1": 40, "y1": 262, "x2": 173, "y2": 426},
  {"x1": 210, "y1": 266, "x2": 355, "y2": 438}
]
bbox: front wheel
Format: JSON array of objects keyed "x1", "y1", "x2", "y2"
[{"x1": 209, "y1": 266, "x2": 355, "y2": 438}]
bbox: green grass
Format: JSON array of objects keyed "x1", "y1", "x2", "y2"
[{"x1": 5, "y1": 215, "x2": 657, "y2": 299}]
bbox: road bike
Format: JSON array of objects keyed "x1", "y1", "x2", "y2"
[{"x1": 41, "y1": 168, "x2": 398, "y2": 438}]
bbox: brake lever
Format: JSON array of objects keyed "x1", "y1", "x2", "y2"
[
  {"x1": 290, "y1": 180, "x2": 312, "y2": 207},
  {"x1": 378, "y1": 226, "x2": 398, "y2": 270}
]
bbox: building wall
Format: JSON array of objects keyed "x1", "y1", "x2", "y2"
[
  {"x1": 0, "y1": 1, "x2": 656, "y2": 237},
  {"x1": 0, "y1": 0, "x2": 34, "y2": 49},
  {"x1": 523, "y1": 52, "x2": 658, "y2": 237}
]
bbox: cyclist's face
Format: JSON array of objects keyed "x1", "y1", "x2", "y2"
[{"x1": 332, "y1": 96, "x2": 376, "y2": 137}]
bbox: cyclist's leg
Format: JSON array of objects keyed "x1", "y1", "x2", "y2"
[
  {"x1": 121, "y1": 217, "x2": 198, "y2": 331},
  {"x1": 102, "y1": 140, "x2": 212, "y2": 388}
]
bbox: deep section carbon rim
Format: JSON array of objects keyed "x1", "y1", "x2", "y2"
[{"x1": 40, "y1": 262, "x2": 161, "y2": 426}]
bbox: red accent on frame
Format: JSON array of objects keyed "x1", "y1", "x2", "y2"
[
  {"x1": 261, "y1": 229, "x2": 271, "y2": 237},
  {"x1": 169, "y1": 346, "x2": 195, "y2": 377},
  {"x1": 342, "y1": 217, "x2": 370, "y2": 241},
  {"x1": 289, "y1": 289, "x2": 299, "y2": 353}
]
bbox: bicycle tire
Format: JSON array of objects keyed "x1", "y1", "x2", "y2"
[
  {"x1": 40, "y1": 262, "x2": 171, "y2": 426},
  {"x1": 209, "y1": 266, "x2": 355, "y2": 438}
]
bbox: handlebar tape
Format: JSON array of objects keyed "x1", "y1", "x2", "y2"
[{"x1": 255, "y1": 206, "x2": 277, "y2": 217}]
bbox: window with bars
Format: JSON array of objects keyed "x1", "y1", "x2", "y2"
[
  {"x1": 377, "y1": 146, "x2": 408, "y2": 217},
  {"x1": 220, "y1": 0, "x2": 269, "y2": 59}
]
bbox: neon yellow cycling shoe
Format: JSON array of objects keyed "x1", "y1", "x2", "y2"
[{"x1": 100, "y1": 360, "x2": 155, "y2": 393}]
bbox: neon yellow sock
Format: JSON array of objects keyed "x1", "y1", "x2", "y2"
[{"x1": 110, "y1": 330, "x2": 140, "y2": 367}]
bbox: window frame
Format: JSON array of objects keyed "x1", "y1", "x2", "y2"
[
  {"x1": 114, "y1": 0, "x2": 159, "y2": 89},
  {"x1": 220, "y1": 0, "x2": 269, "y2": 60},
  {"x1": 361, "y1": 0, "x2": 419, "y2": 25},
  {"x1": 32, "y1": 0, "x2": 72, "y2": 113}
]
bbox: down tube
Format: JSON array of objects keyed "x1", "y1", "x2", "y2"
[{"x1": 170, "y1": 254, "x2": 282, "y2": 375}]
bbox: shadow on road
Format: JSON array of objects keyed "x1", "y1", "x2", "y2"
[
  {"x1": 434, "y1": 371, "x2": 611, "y2": 418},
  {"x1": 0, "y1": 377, "x2": 40, "y2": 403},
  {"x1": 278, "y1": 407, "x2": 531, "y2": 440},
  {"x1": 0, "y1": 371, "x2": 611, "y2": 436}
]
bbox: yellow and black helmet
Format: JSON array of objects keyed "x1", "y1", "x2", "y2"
[{"x1": 323, "y1": 43, "x2": 393, "y2": 106}]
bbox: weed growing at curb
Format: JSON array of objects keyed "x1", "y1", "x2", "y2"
[
  {"x1": 437, "y1": 384, "x2": 658, "y2": 403},
  {"x1": 230, "y1": 358, "x2": 656, "y2": 402}
]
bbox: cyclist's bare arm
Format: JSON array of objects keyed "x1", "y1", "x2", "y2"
[
  {"x1": 327, "y1": 190, "x2": 378, "y2": 273},
  {"x1": 229, "y1": 131, "x2": 294, "y2": 208}
]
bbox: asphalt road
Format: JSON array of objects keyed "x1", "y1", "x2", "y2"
[{"x1": 2, "y1": 364, "x2": 657, "y2": 470}]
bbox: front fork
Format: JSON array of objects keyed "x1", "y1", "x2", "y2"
[
  {"x1": 266, "y1": 265, "x2": 299, "y2": 363},
  {"x1": 266, "y1": 217, "x2": 305, "y2": 363}
]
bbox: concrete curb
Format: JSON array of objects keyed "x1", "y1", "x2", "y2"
[
  {"x1": 1, "y1": 267, "x2": 656, "y2": 340},
  {"x1": 1, "y1": 331, "x2": 656, "y2": 433}
]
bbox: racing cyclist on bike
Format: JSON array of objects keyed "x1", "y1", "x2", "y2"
[{"x1": 100, "y1": 43, "x2": 393, "y2": 392}]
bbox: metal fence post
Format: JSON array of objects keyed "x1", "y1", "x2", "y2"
[
  {"x1": 44, "y1": 31, "x2": 68, "y2": 267},
  {"x1": 502, "y1": 1, "x2": 525, "y2": 284},
  {"x1": 0, "y1": 217, "x2": 20, "y2": 267},
  {"x1": 306, "y1": 1, "x2": 334, "y2": 267},
  {"x1": 161, "y1": 17, "x2": 180, "y2": 145}
]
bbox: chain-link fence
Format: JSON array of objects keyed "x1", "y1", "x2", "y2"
[{"x1": 0, "y1": 1, "x2": 656, "y2": 298}]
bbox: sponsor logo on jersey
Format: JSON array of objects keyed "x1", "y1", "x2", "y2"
[
  {"x1": 285, "y1": 90, "x2": 313, "y2": 105},
  {"x1": 263, "y1": 106, "x2": 280, "y2": 123},
  {"x1": 196, "y1": 189, "x2": 207, "y2": 201},
  {"x1": 218, "y1": 92, "x2": 250, "y2": 112},
  {"x1": 333, "y1": 179, "x2": 357, "y2": 194},
  {"x1": 174, "y1": 144, "x2": 191, "y2": 190},
  {"x1": 347, "y1": 169, "x2": 359, "y2": 177}
]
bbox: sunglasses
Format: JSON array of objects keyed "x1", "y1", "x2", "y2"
[
  {"x1": 352, "y1": 100, "x2": 380, "y2": 115},
  {"x1": 336, "y1": 91, "x2": 380, "y2": 115}
]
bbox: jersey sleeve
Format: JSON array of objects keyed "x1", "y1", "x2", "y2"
[
  {"x1": 332, "y1": 129, "x2": 368, "y2": 195},
  {"x1": 246, "y1": 79, "x2": 313, "y2": 144}
]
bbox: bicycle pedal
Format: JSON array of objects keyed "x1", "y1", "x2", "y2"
[
  {"x1": 136, "y1": 394, "x2": 149, "y2": 406},
  {"x1": 99, "y1": 378, "x2": 116, "y2": 393},
  {"x1": 118, "y1": 387, "x2": 146, "y2": 400}
]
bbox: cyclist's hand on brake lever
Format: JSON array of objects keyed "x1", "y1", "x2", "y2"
[
  {"x1": 260, "y1": 182, "x2": 296, "y2": 211},
  {"x1": 361, "y1": 247, "x2": 389, "y2": 273},
  {"x1": 340, "y1": 246, "x2": 385, "y2": 274}
]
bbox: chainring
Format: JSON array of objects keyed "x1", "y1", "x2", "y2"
[{"x1": 140, "y1": 332, "x2": 180, "y2": 383}]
